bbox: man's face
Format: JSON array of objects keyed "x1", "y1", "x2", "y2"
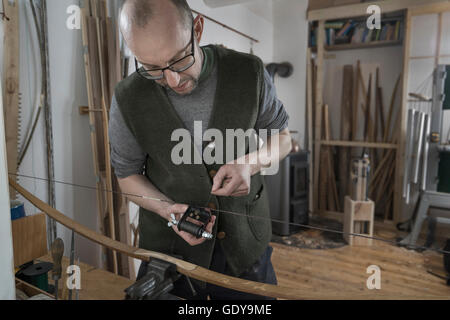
[{"x1": 127, "y1": 15, "x2": 203, "y2": 96}]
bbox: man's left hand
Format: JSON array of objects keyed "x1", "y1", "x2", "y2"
[{"x1": 211, "y1": 163, "x2": 252, "y2": 197}]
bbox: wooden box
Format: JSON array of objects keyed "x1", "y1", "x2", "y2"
[
  {"x1": 343, "y1": 196, "x2": 374, "y2": 246},
  {"x1": 12, "y1": 213, "x2": 47, "y2": 267}
]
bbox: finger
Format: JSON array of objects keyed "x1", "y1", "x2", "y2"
[
  {"x1": 212, "y1": 177, "x2": 241, "y2": 196},
  {"x1": 172, "y1": 226, "x2": 205, "y2": 246},
  {"x1": 230, "y1": 190, "x2": 249, "y2": 197},
  {"x1": 205, "y1": 215, "x2": 216, "y2": 233},
  {"x1": 211, "y1": 167, "x2": 228, "y2": 192},
  {"x1": 170, "y1": 203, "x2": 189, "y2": 214}
]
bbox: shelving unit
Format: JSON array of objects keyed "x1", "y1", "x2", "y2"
[
  {"x1": 307, "y1": 1, "x2": 407, "y2": 223},
  {"x1": 307, "y1": 0, "x2": 450, "y2": 224},
  {"x1": 324, "y1": 40, "x2": 402, "y2": 51}
]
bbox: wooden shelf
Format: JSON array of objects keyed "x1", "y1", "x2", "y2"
[
  {"x1": 320, "y1": 140, "x2": 398, "y2": 149},
  {"x1": 326, "y1": 40, "x2": 403, "y2": 51},
  {"x1": 311, "y1": 40, "x2": 403, "y2": 52},
  {"x1": 307, "y1": 0, "x2": 446, "y2": 21}
]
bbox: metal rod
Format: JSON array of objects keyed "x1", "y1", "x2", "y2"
[
  {"x1": 403, "y1": 109, "x2": 415, "y2": 198},
  {"x1": 192, "y1": 9, "x2": 259, "y2": 43},
  {"x1": 421, "y1": 113, "x2": 431, "y2": 190},
  {"x1": 413, "y1": 112, "x2": 426, "y2": 184}
]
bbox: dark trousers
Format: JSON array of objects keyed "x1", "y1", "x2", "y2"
[{"x1": 137, "y1": 243, "x2": 277, "y2": 300}]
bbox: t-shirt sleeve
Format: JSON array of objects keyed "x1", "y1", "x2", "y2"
[
  {"x1": 109, "y1": 95, "x2": 147, "y2": 178},
  {"x1": 254, "y1": 68, "x2": 290, "y2": 135}
]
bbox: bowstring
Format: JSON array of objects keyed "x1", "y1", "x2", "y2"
[{"x1": 9, "y1": 172, "x2": 450, "y2": 256}]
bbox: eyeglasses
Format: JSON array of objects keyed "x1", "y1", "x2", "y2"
[{"x1": 135, "y1": 24, "x2": 196, "y2": 81}]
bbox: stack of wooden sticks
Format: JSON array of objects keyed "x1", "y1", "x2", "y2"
[
  {"x1": 80, "y1": 0, "x2": 134, "y2": 278},
  {"x1": 313, "y1": 59, "x2": 401, "y2": 220}
]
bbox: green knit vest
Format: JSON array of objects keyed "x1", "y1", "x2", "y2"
[{"x1": 114, "y1": 45, "x2": 272, "y2": 277}]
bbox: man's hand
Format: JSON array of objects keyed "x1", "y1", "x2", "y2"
[
  {"x1": 211, "y1": 163, "x2": 252, "y2": 197},
  {"x1": 164, "y1": 203, "x2": 216, "y2": 246}
]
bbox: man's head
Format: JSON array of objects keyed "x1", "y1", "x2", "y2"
[{"x1": 120, "y1": 0, "x2": 204, "y2": 95}]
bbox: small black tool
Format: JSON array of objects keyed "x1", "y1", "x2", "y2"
[{"x1": 168, "y1": 206, "x2": 213, "y2": 240}]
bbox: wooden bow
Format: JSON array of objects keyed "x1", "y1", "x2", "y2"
[
  {"x1": 10, "y1": 178, "x2": 418, "y2": 300},
  {"x1": 10, "y1": 178, "x2": 305, "y2": 299}
]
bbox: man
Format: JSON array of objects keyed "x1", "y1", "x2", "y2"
[{"x1": 110, "y1": 0, "x2": 292, "y2": 299}]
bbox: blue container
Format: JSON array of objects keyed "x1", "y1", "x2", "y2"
[{"x1": 10, "y1": 200, "x2": 25, "y2": 220}]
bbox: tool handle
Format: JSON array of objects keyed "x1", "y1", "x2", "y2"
[{"x1": 51, "y1": 238, "x2": 64, "y2": 280}]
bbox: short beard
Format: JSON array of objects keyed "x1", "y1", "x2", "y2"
[{"x1": 160, "y1": 76, "x2": 199, "y2": 96}]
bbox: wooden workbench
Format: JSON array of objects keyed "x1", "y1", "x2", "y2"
[{"x1": 37, "y1": 254, "x2": 134, "y2": 300}]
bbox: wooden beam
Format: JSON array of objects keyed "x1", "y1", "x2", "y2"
[
  {"x1": 409, "y1": 1, "x2": 450, "y2": 15},
  {"x1": 307, "y1": 0, "x2": 450, "y2": 21},
  {"x1": 2, "y1": 0, "x2": 19, "y2": 198},
  {"x1": 313, "y1": 20, "x2": 325, "y2": 214},
  {"x1": 338, "y1": 65, "x2": 354, "y2": 206},
  {"x1": 306, "y1": 49, "x2": 314, "y2": 214}
]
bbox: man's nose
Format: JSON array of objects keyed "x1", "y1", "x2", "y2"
[{"x1": 164, "y1": 69, "x2": 181, "y2": 88}]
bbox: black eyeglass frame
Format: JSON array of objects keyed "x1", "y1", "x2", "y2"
[{"x1": 134, "y1": 23, "x2": 196, "y2": 80}]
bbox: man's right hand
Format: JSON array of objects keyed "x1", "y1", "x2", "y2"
[{"x1": 163, "y1": 203, "x2": 216, "y2": 246}]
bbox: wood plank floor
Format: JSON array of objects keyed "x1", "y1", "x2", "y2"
[{"x1": 270, "y1": 235, "x2": 450, "y2": 299}]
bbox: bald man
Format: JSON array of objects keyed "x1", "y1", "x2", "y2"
[{"x1": 109, "y1": 0, "x2": 292, "y2": 300}]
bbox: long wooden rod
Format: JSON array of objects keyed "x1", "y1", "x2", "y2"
[{"x1": 192, "y1": 9, "x2": 259, "y2": 43}]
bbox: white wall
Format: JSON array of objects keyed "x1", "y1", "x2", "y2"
[
  {"x1": 2, "y1": 0, "x2": 101, "y2": 268},
  {"x1": 272, "y1": 0, "x2": 309, "y2": 147},
  {"x1": 188, "y1": 0, "x2": 274, "y2": 63}
]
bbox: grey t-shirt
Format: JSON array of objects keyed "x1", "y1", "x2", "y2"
[{"x1": 109, "y1": 48, "x2": 289, "y2": 178}]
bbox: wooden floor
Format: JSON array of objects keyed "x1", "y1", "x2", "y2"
[{"x1": 270, "y1": 227, "x2": 450, "y2": 299}]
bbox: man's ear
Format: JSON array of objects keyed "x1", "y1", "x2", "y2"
[{"x1": 193, "y1": 15, "x2": 204, "y2": 43}]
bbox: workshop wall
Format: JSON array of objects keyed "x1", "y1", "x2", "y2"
[
  {"x1": 272, "y1": 0, "x2": 309, "y2": 148},
  {"x1": 0, "y1": 0, "x2": 102, "y2": 268}
]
